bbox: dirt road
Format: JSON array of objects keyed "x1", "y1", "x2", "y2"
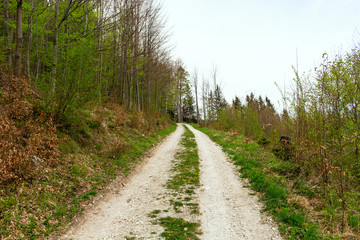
[
  {"x1": 187, "y1": 124, "x2": 281, "y2": 240},
  {"x1": 60, "y1": 124, "x2": 282, "y2": 240}
]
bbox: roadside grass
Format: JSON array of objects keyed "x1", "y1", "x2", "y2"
[
  {"x1": 0, "y1": 107, "x2": 176, "y2": 240},
  {"x1": 150, "y1": 125, "x2": 201, "y2": 239},
  {"x1": 191, "y1": 124, "x2": 337, "y2": 240}
]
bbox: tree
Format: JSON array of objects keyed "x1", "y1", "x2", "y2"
[
  {"x1": 232, "y1": 96, "x2": 241, "y2": 110},
  {"x1": 174, "y1": 61, "x2": 189, "y2": 123},
  {"x1": 1, "y1": 0, "x2": 178, "y2": 120},
  {"x1": 201, "y1": 75, "x2": 208, "y2": 125},
  {"x1": 183, "y1": 81, "x2": 195, "y2": 122},
  {"x1": 2, "y1": 0, "x2": 11, "y2": 66},
  {"x1": 192, "y1": 67, "x2": 200, "y2": 123},
  {"x1": 213, "y1": 84, "x2": 227, "y2": 117},
  {"x1": 14, "y1": 0, "x2": 23, "y2": 78}
]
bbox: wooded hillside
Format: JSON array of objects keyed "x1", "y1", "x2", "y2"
[{"x1": 0, "y1": 0, "x2": 197, "y2": 117}]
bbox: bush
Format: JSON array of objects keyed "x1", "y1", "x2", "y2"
[
  {"x1": 257, "y1": 136, "x2": 270, "y2": 146},
  {"x1": 272, "y1": 143, "x2": 294, "y2": 161}
]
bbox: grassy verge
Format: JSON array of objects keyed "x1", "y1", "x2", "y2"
[
  {"x1": 0, "y1": 107, "x2": 176, "y2": 240},
  {"x1": 150, "y1": 125, "x2": 201, "y2": 240},
  {"x1": 190, "y1": 124, "x2": 336, "y2": 240}
]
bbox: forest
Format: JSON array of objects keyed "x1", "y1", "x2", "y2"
[{"x1": 1, "y1": 0, "x2": 360, "y2": 239}]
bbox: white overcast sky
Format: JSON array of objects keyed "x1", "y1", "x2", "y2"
[{"x1": 162, "y1": 0, "x2": 360, "y2": 110}]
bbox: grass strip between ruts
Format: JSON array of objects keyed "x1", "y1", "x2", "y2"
[{"x1": 150, "y1": 124, "x2": 202, "y2": 240}]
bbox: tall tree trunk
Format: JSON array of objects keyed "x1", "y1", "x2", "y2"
[
  {"x1": 354, "y1": 102, "x2": 360, "y2": 183},
  {"x1": 195, "y1": 87, "x2": 200, "y2": 123},
  {"x1": 35, "y1": 1, "x2": 40, "y2": 80},
  {"x1": 178, "y1": 77, "x2": 182, "y2": 123},
  {"x1": 193, "y1": 68, "x2": 200, "y2": 123},
  {"x1": 3, "y1": 0, "x2": 12, "y2": 66},
  {"x1": 155, "y1": 78, "x2": 158, "y2": 111},
  {"x1": 320, "y1": 57, "x2": 328, "y2": 184},
  {"x1": 26, "y1": 0, "x2": 34, "y2": 79},
  {"x1": 202, "y1": 78, "x2": 207, "y2": 125},
  {"x1": 137, "y1": 80, "x2": 141, "y2": 111},
  {"x1": 83, "y1": 0, "x2": 88, "y2": 37},
  {"x1": 353, "y1": 66, "x2": 360, "y2": 183},
  {"x1": 51, "y1": 0, "x2": 59, "y2": 93},
  {"x1": 134, "y1": 4, "x2": 140, "y2": 111},
  {"x1": 97, "y1": 0, "x2": 103, "y2": 101},
  {"x1": 129, "y1": 52, "x2": 133, "y2": 109},
  {"x1": 14, "y1": 0, "x2": 23, "y2": 79},
  {"x1": 112, "y1": 0, "x2": 117, "y2": 98}
]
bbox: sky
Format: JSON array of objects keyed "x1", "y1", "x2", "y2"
[{"x1": 162, "y1": 0, "x2": 360, "y2": 111}]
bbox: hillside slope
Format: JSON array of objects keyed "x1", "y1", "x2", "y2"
[{"x1": 0, "y1": 75, "x2": 175, "y2": 239}]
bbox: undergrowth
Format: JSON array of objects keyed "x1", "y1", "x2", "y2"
[
  {"x1": 0, "y1": 76, "x2": 59, "y2": 184},
  {"x1": 190, "y1": 124, "x2": 345, "y2": 240}
]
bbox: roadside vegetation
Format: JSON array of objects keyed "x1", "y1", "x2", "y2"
[
  {"x1": 150, "y1": 125, "x2": 202, "y2": 240},
  {"x1": 192, "y1": 42, "x2": 360, "y2": 240},
  {"x1": 191, "y1": 124, "x2": 334, "y2": 239},
  {"x1": 0, "y1": 73, "x2": 176, "y2": 239}
]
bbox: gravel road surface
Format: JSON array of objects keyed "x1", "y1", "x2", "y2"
[{"x1": 59, "y1": 124, "x2": 282, "y2": 240}]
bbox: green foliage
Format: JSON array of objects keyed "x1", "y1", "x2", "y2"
[
  {"x1": 56, "y1": 109, "x2": 94, "y2": 145},
  {"x1": 1, "y1": 0, "x2": 183, "y2": 126},
  {"x1": 257, "y1": 136, "x2": 271, "y2": 146},
  {"x1": 0, "y1": 37, "x2": 6, "y2": 63},
  {"x1": 282, "y1": 49, "x2": 360, "y2": 235},
  {"x1": 215, "y1": 93, "x2": 279, "y2": 140},
  {"x1": 58, "y1": 137, "x2": 80, "y2": 154},
  {"x1": 272, "y1": 143, "x2": 294, "y2": 161},
  {"x1": 158, "y1": 217, "x2": 201, "y2": 240},
  {"x1": 243, "y1": 107, "x2": 262, "y2": 137},
  {"x1": 71, "y1": 164, "x2": 88, "y2": 177},
  {"x1": 216, "y1": 106, "x2": 241, "y2": 131},
  {"x1": 270, "y1": 161, "x2": 301, "y2": 179},
  {"x1": 348, "y1": 214, "x2": 360, "y2": 232},
  {"x1": 183, "y1": 82, "x2": 196, "y2": 123}
]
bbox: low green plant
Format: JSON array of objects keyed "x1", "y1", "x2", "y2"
[
  {"x1": 157, "y1": 217, "x2": 201, "y2": 240},
  {"x1": 257, "y1": 136, "x2": 271, "y2": 146},
  {"x1": 58, "y1": 137, "x2": 80, "y2": 154}
]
